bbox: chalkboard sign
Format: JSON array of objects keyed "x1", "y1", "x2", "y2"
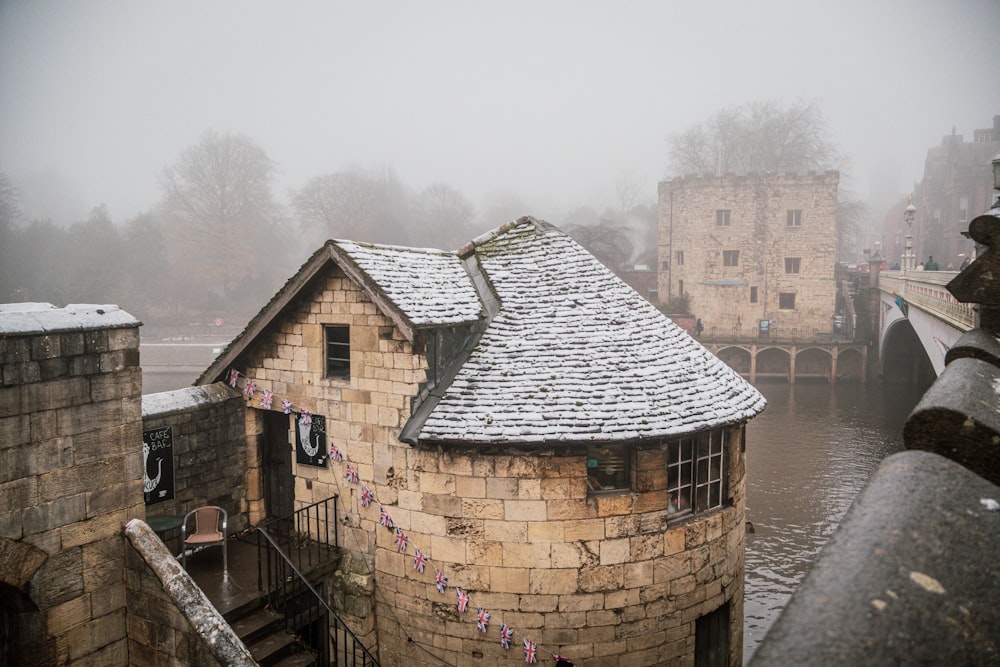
[
  {"x1": 296, "y1": 414, "x2": 328, "y2": 467},
  {"x1": 143, "y1": 426, "x2": 175, "y2": 505}
]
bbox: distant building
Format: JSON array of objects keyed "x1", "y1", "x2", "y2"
[
  {"x1": 883, "y1": 115, "x2": 1000, "y2": 268},
  {"x1": 658, "y1": 172, "x2": 840, "y2": 339}
]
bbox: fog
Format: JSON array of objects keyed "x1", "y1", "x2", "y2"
[{"x1": 2, "y1": 0, "x2": 999, "y2": 226}]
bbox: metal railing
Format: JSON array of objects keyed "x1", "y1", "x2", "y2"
[
  {"x1": 879, "y1": 270, "x2": 976, "y2": 331},
  {"x1": 259, "y1": 496, "x2": 339, "y2": 573},
  {"x1": 256, "y1": 525, "x2": 379, "y2": 667},
  {"x1": 701, "y1": 326, "x2": 854, "y2": 344}
]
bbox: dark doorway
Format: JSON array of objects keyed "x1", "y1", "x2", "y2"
[
  {"x1": 262, "y1": 411, "x2": 295, "y2": 520},
  {"x1": 695, "y1": 600, "x2": 730, "y2": 667}
]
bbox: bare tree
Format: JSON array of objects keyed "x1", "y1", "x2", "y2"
[
  {"x1": 159, "y1": 131, "x2": 277, "y2": 301},
  {"x1": 667, "y1": 101, "x2": 841, "y2": 177},
  {"x1": 414, "y1": 183, "x2": 475, "y2": 249},
  {"x1": 564, "y1": 218, "x2": 635, "y2": 271}
]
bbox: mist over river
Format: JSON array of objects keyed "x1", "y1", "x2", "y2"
[{"x1": 742, "y1": 381, "x2": 925, "y2": 662}]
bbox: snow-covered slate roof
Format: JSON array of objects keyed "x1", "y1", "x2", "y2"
[
  {"x1": 411, "y1": 218, "x2": 766, "y2": 444},
  {"x1": 0, "y1": 302, "x2": 139, "y2": 335},
  {"x1": 335, "y1": 240, "x2": 482, "y2": 327}
]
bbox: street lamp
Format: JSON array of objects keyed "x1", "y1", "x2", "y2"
[
  {"x1": 903, "y1": 198, "x2": 916, "y2": 272},
  {"x1": 992, "y1": 151, "x2": 1000, "y2": 193}
]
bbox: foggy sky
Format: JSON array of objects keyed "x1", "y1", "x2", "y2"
[{"x1": 2, "y1": 0, "x2": 999, "y2": 226}]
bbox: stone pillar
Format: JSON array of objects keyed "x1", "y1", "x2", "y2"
[{"x1": 0, "y1": 303, "x2": 143, "y2": 664}]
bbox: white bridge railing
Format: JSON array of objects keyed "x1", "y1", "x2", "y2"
[{"x1": 878, "y1": 270, "x2": 976, "y2": 332}]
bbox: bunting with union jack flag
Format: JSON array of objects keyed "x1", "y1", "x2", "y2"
[
  {"x1": 395, "y1": 527, "x2": 408, "y2": 552},
  {"x1": 281, "y1": 398, "x2": 293, "y2": 414},
  {"x1": 500, "y1": 624, "x2": 514, "y2": 649},
  {"x1": 435, "y1": 569, "x2": 448, "y2": 594},
  {"x1": 330, "y1": 443, "x2": 344, "y2": 462},
  {"x1": 413, "y1": 548, "x2": 427, "y2": 573},
  {"x1": 259, "y1": 389, "x2": 273, "y2": 409},
  {"x1": 227, "y1": 368, "x2": 239, "y2": 387},
  {"x1": 345, "y1": 465, "x2": 359, "y2": 484},
  {"x1": 360, "y1": 485, "x2": 373, "y2": 508},
  {"x1": 243, "y1": 378, "x2": 256, "y2": 399},
  {"x1": 379, "y1": 506, "x2": 393, "y2": 528},
  {"x1": 457, "y1": 588, "x2": 469, "y2": 613},
  {"x1": 476, "y1": 608, "x2": 490, "y2": 633},
  {"x1": 299, "y1": 409, "x2": 311, "y2": 425},
  {"x1": 523, "y1": 639, "x2": 537, "y2": 663}
]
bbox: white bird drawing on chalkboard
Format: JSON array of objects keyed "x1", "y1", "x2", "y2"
[
  {"x1": 299, "y1": 420, "x2": 319, "y2": 457},
  {"x1": 143, "y1": 440, "x2": 162, "y2": 493}
]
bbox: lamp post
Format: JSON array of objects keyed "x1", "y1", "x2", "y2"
[{"x1": 903, "y1": 198, "x2": 916, "y2": 272}]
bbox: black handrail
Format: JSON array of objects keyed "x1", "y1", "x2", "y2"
[
  {"x1": 256, "y1": 526, "x2": 379, "y2": 667},
  {"x1": 259, "y1": 495, "x2": 339, "y2": 573}
]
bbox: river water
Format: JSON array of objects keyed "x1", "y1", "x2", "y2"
[{"x1": 742, "y1": 381, "x2": 925, "y2": 662}]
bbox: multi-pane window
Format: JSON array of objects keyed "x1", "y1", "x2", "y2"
[
  {"x1": 586, "y1": 444, "x2": 630, "y2": 493},
  {"x1": 779, "y1": 292, "x2": 796, "y2": 309},
  {"x1": 715, "y1": 210, "x2": 731, "y2": 227},
  {"x1": 325, "y1": 325, "x2": 350, "y2": 379},
  {"x1": 750, "y1": 286, "x2": 758, "y2": 303},
  {"x1": 723, "y1": 250, "x2": 739, "y2": 267},
  {"x1": 784, "y1": 257, "x2": 801, "y2": 274},
  {"x1": 668, "y1": 430, "x2": 726, "y2": 516},
  {"x1": 787, "y1": 210, "x2": 802, "y2": 227},
  {"x1": 661, "y1": 261, "x2": 670, "y2": 271},
  {"x1": 676, "y1": 250, "x2": 685, "y2": 266}
]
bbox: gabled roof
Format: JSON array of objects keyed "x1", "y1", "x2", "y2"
[
  {"x1": 198, "y1": 240, "x2": 482, "y2": 385},
  {"x1": 406, "y1": 218, "x2": 765, "y2": 444}
]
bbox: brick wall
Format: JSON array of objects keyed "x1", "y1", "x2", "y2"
[
  {"x1": 659, "y1": 173, "x2": 839, "y2": 338},
  {"x1": 142, "y1": 384, "x2": 251, "y2": 534},
  {"x1": 0, "y1": 310, "x2": 143, "y2": 664}
]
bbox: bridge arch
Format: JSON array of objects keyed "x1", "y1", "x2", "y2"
[
  {"x1": 835, "y1": 347, "x2": 865, "y2": 382},
  {"x1": 716, "y1": 346, "x2": 751, "y2": 376},
  {"x1": 794, "y1": 347, "x2": 832, "y2": 382},
  {"x1": 881, "y1": 318, "x2": 935, "y2": 387},
  {"x1": 756, "y1": 346, "x2": 791, "y2": 382}
]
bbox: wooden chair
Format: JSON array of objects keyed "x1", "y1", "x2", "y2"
[{"x1": 181, "y1": 506, "x2": 227, "y2": 573}]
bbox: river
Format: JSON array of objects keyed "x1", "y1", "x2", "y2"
[{"x1": 742, "y1": 381, "x2": 926, "y2": 662}]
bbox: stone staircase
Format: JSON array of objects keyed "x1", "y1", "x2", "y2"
[{"x1": 225, "y1": 593, "x2": 317, "y2": 667}]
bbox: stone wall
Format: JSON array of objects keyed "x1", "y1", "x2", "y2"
[
  {"x1": 142, "y1": 383, "x2": 251, "y2": 534},
  {"x1": 0, "y1": 305, "x2": 144, "y2": 665},
  {"x1": 659, "y1": 173, "x2": 839, "y2": 338}
]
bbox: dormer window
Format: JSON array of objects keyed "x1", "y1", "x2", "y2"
[{"x1": 325, "y1": 325, "x2": 350, "y2": 379}]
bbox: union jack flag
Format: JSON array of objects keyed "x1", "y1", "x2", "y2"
[
  {"x1": 395, "y1": 528, "x2": 408, "y2": 552},
  {"x1": 299, "y1": 410, "x2": 311, "y2": 425},
  {"x1": 243, "y1": 379, "x2": 256, "y2": 399},
  {"x1": 550, "y1": 654, "x2": 571, "y2": 664},
  {"x1": 476, "y1": 607, "x2": 490, "y2": 633},
  {"x1": 331, "y1": 444, "x2": 344, "y2": 462},
  {"x1": 456, "y1": 588, "x2": 469, "y2": 613},
  {"x1": 360, "y1": 485, "x2": 373, "y2": 508},
  {"x1": 345, "y1": 465, "x2": 359, "y2": 484},
  {"x1": 500, "y1": 624, "x2": 514, "y2": 649},
  {"x1": 523, "y1": 639, "x2": 537, "y2": 663},
  {"x1": 413, "y1": 548, "x2": 427, "y2": 573},
  {"x1": 227, "y1": 369, "x2": 239, "y2": 387},
  {"x1": 281, "y1": 399, "x2": 293, "y2": 414},
  {"x1": 435, "y1": 569, "x2": 448, "y2": 594},
  {"x1": 379, "y1": 506, "x2": 393, "y2": 528},
  {"x1": 260, "y1": 389, "x2": 273, "y2": 409}
]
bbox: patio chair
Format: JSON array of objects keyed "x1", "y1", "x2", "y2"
[{"x1": 181, "y1": 506, "x2": 227, "y2": 573}]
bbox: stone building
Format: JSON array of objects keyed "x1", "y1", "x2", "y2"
[
  {"x1": 658, "y1": 173, "x2": 840, "y2": 338},
  {"x1": 200, "y1": 217, "x2": 766, "y2": 666},
  {"x1": 883, "y1": 115, "x2": 1000, "y2": 268}
]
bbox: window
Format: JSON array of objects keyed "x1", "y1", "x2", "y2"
[
  {"x1": 723, "y1": 250, "x2": 739, "y2": 267},
  {"x1": 676, "y1": 250, "x2": 685, "y2": 266},
  {"x1": 668, "y1": 430, "x2": 726, "y2": 516},
  {"x1": 586, "y1": 444, "x2": 630, "y2": 493},
  {"x1": 784, "y1": 257, "x2": 801, "y2": 274},
  {"x1": 325, "y1": 325, "x2": 350, "y2": 379},
  {"x1": 959, "y1": 196, "x2": 969, "y2": 222},
  {"x1": 715, "y1": 210, "x2": 731, "y2": 227},
  {"x1": 779, "y1": 292, "x2": 796, "y2": 309},
  {"x1": 750, "y1": 286, "x2": 758, "y2": 303},
  {"x1": 661, "y1": 260, "x2": 669, "y2": 271},
  {"x1": 787, "y1": 210, "x2": 802, "y2": 227},
  {"x1": 678, "y1": 279, "x2": 684, "y2": 295}
]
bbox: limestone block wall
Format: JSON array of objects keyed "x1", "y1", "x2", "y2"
[
  {"x1": 0, "y1": 311, "x2": 143, "y2": 665},
  {"x1": 374, "y1": 426, "x2": 747, "y2": 667},
  {"x1": 142, "y1": 384, "x2": 250, "y2": 533},
  {"x1": 659, "y1": 173, "x2": 839, "y2": 337}
]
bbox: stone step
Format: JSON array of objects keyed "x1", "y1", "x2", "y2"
[{"x1": 229, "y1": 607, "x2": 284, "y2": 646}]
